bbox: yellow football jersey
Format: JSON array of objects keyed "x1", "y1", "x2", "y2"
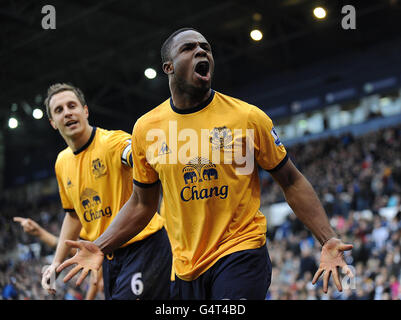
[
  {"x1": 55, "y1": 127, "x2": 164, "y2": 246},
  {"x1": 79, "y1": 228, "x2": 89, "y2": 240},
  {"x1": 131, "y1": 90, "x2": 288, "y2": 281}
]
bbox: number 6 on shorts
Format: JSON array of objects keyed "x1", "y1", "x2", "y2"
[{"x1": 131, "y1": 272, "x2": 144, "y2": 296}]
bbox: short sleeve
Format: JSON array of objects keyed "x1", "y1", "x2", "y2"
[
  {"x1": 55, "y1": 159, "x2": 74, "y2": 211},
  {"x1": 131, "y1": 119, "x2": 160, "y2": 186},
  {"x1": 107, "y1": 130, "x2": 133, "y2": 167},
  {"x1": 248, "y1": 106, "x2": 288, "y2": 171}
]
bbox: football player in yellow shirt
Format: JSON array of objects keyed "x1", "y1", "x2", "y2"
[
  {"x1": 40, "y1": 83, "x2": 172, "y2": 299},
  {"x1": 56, "y1": 29, "x2": 353, "y2": 299}
]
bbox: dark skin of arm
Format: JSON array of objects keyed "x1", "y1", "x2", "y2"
[
  {"x1": 270, "y1": 158, "x2": 337, "y2": 245},
  {"x1": 270, "y1": 158, "x2": 353, "y2": 292},
  {"x1": 94, "y1": 182, "x2": 161, "y2": 253}
]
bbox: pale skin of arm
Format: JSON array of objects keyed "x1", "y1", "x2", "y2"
[
  {"x1": 41, "y1": 211, "x2": 82, "y2": 294},
  {"x1": 56, "y1": 182, "x2": 160, "y2": 285},
  {"x1": 14, "y1": 215, "x2": 101, "y2": 299},
  {"x1": 13, "y1": 217, "x2": 58, "y2": 248},
  {"x1": 270, "y1": 158, "x2": 353, "y2": 293}
]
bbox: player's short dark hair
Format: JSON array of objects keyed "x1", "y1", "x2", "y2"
[
  {"x1": 160, "y1": 27, "x2": 200, "y2": 63},
  {"x1": 44, "y1": 83, "x2": 86, "y2": 119}
]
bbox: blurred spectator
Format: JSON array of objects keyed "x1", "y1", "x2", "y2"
[
  {"x1": 371, "y1": 216, "x2": 389, "y2": 249},
  {"x1": 0, "y1": 198, "x2": 102, "y2": 300},
  {"x1": 2, "y1": 277, "x2": 18, "y2": 300},
  {"x1": 298, "y1": 248, "x2": 318, "y2": 280}
]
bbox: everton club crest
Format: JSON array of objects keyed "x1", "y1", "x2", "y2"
[
  {"x1": 209, "y1": 126, "x2": 233, "y2": 151},
  {"x1": 92, "y1": 158, "x2": 107, "y2": 179}
]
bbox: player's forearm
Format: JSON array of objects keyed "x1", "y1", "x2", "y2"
[
  {"x1": 94, "y1": 195, "x2": 157, "y2": 254},
  {"x1": 282, "y1": 175, "x2": 337, "y2": 245},
  {"x1": 36, "y1": 227, "x2": 58, "y2": 248},
  {"x1": 53, "y1": 212, "x2": 82, "y2": 265}
]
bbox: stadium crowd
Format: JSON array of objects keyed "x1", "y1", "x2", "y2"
[
  {"x1": 1, "y1": 124, "x2": 400, "y2": 300},
  {"x1": 0, "y1": 199, "x2": 99, "y2": 300},
  {"x1": 263, "y1": 124, "x2": 401, "y2": 300}
]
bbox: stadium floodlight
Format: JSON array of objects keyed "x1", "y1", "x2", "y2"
[
  {"x1": 144, "y1": 68, "x2": 157, "y2": 79},
  {"x1": 8, "y1": 117, "x2": 18, "y2": 129},
  {"x1": 313, "y1": 7, "x2": 327, "y2": 19},
  {"x1": 33, "y1": 108, "x2": 44, "y2": 119},
  {"x1": 250, "y1": 29, "x2": 263, "y2": 41}
]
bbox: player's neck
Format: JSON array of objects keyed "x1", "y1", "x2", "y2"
[
  {"x1": 64, "y1": 125, "x2": 94, "y2": 153},
  {"x1": 170, "y1": 87, "x2": 212, "y2": 110}
]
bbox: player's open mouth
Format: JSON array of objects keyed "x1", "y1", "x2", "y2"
[
  {"x1": 65, "y1": 120, "x2": 78, "y2": 127},
  {"x1": 194, "y1": 61, "x2": 210, "y2": 81}
]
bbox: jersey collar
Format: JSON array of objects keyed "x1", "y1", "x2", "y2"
[
  {"x1": 73, "y1": 126, "x2": 97, "y2": 155},
  {"x1": 170, "y1": 89, "x2": 215, "y2": 114}
]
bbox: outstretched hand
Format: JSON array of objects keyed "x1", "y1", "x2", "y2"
[
  {"x1": 312, "y1": 237, "x2": 354, "y2": 293},
  {"x1": 56, "y1": 240, "x2": 104, "y2": 287}
]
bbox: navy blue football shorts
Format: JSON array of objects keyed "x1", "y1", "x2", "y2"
[
  {"x1": 102, "y1": 227, "x2": 172, "y2": 300},
  {"x1": 171, "y1": 245, "x2": 272, "y2": 300}
]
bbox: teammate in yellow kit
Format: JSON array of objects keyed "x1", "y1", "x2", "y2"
[
  {"x1": 57, "y1": 29, "x2": 353, "y2": 299},
  {"x1": 41, "y1": 83, "x2": 171, "y2": 299}
]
